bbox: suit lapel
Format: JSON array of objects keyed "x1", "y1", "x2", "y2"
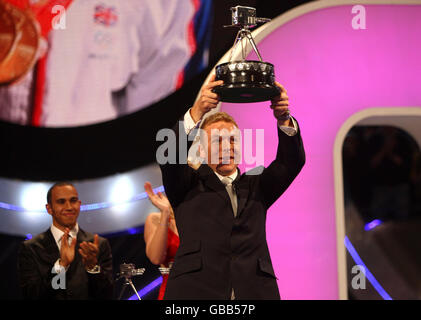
[
  {"x1": 233, "y1": 172, "x2": 249, "y2": 218},
  {"x1": 75, "y1": 229, "x2": 93, "y2": 256},
  {"x1": 39, "y1": 229, "x2": 60, "y2": 265},
  {"x1": 76, "y1": 228, "x2": 92, "y2": 243},
  {"x1": 197, "y1": 165, "x2": 232, "y2": 205},
  {"x1": 197, "y1": 166, "x2": 250, "y2": 218},
  {"x1": 67, "y1": 228, "x2": 91, "y2": 274}
]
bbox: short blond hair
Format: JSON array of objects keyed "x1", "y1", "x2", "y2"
[
  {"x1": 187, "y1": 112, "x2": 239, "y2": 170},
  {"x1": 201, "y1": 112, "x2": 238, "y2": 130}
]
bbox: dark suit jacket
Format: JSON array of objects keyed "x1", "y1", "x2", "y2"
[
  {"x1": 160, "y1": 119, "x2": 305, "y2": 299},
  {"x1": 17, "y1": 228, "x2": 114, "y2": 300}
]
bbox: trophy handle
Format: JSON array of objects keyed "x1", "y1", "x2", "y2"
[
  {"x1": 245, "y1": 31, "x2": 263, "y2": 62},
  {"x1": 228, "y1": 28, "x2": 263, "y2": 62},
  {"x1": 228, "y1": 28, "x2": 244, "y2": 62}
]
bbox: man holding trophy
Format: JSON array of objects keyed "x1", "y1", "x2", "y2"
[{"x1": 159, "y1": 6, "x2": 306, "y2": 300}]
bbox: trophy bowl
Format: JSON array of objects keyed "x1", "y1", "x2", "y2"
[{"x1": 213, "y1": 60, "x2": 280, "y2": 103}]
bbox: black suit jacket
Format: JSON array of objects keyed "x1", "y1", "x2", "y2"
[
  {"x1": 160, "y1": 119, "x2": 305, "y2": 299},
  {"x1": 17, "y1": 228, "x2": 114, "y2": 300}
]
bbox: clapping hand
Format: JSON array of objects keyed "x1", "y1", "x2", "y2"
[
  {"x1": 144, "y1": 182, "x2": 172, "y2": 218},
  {"x1": 79, "y1": 234, "x2": 99, "y2": 270},
  {"x1": 59, "y1": 228, "x2": 77, "y2": 268}
]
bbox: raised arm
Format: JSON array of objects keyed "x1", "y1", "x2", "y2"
[
  {"x1": 190, "y1": 74, "x2": 223, "y2": 123},
  {"x1": 260, "y1": 82, "x2": 306, "y2": 208},
  {"x1": 159, "y1": 75, "x2": 223, "y2": 208},
  {"x1": 144, "y1": 182, "x2": 173, "y2": 265}
]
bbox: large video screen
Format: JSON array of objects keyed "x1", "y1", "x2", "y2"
[{"x1": 0, "y1": 0, "x2": 212, "y2": 127}]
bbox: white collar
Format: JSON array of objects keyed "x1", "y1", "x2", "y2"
[
  {"x1": 50, "y1": 223, "x2": 79, "y2": 249},
  {"x1": 214, "y1": 168, "x2": 238, "y2": 183}
]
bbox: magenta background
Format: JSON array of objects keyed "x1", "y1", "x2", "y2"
[{"x1": 221, "y1": 4, "x2": 421, "y2": 299}]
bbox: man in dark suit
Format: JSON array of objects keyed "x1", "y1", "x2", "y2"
[
  {"x1": 159, "y1": 75, "x2": 305, "y2": 299},
  {"x1": 17, "y1": 182, "x2": 114, "y2": 299}
]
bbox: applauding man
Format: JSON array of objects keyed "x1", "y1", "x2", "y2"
[{"x1": 18, "y1": 182, "x2": 114, "y2": 300}]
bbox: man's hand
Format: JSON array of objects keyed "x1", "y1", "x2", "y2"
[
  {"x1": 79, "y1": 234, "x2": 99, "y2": 270},
  {"x1": 270, "y1": 82, "x2": 292, "y2": 127},
  {"x1": 59, "y1": 228, "x2": 77, "y2": 268},
  {"x1": 190, "y1": 74, "x2": 223, "y2": 123}
]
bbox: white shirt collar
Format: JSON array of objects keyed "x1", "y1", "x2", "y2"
[
  {"x1": 214, "y1": 168, "x2": 238, "y2": 183},
  {"x1": 50, "y1": 223, "x2": 79, "y2": 249}
]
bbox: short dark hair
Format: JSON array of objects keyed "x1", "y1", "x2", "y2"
[{"x1": 47, "y1": 182, "x2": 75, "y2": 205}]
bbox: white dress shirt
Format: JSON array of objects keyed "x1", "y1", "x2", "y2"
[
  {"x1": 50, "y1": 223, "x2": 79, "y2": 250},
  {"x1": 214, "y1": 169, "x2": 238, "y2": 183}
]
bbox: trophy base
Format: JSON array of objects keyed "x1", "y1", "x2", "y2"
[
  {"x1": 213, "y1": 60, "x2": 280, "y2": 103},
  {"x1": 213, "y1": 83, "x2": 280, "y2": 103}
]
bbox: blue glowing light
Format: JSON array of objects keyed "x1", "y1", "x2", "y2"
[
  {"x1": 0, "y1": 185, "x2": 166, "y2": 213},
  {"x1": 128, "y1": 276, "x2": 163, "y2": 300},
  {"x1": 25, "y1": 234, "x2": 32, "y2": 240},
  {"x1": 364, "y1": 219, "x2": 383, "y2": 231},
  {"x1": 0, "y1": 202, "x2": 25, "y2": 211},
  {"x1": 127, "y1": 228, "x2": 141, "y2": 235},
  {"x1": 344, "y1": 236, "x2": 392, "y2": 300}
]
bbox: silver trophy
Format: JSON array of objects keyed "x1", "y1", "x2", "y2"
[{"x1": 213, "y1": 6, "x2": 280, "y2": 103}]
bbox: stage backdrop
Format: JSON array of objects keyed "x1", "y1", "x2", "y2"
[{"x1": 2, "y1": 0, "x2": 421, "y2": 300}]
